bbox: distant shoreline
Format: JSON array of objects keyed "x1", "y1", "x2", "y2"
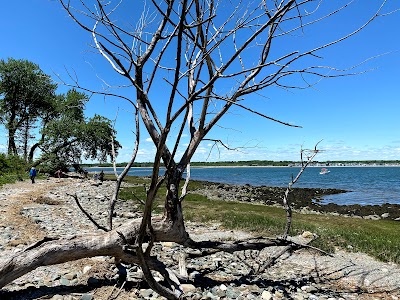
[
  {"x1": 83, "y1": 159, "x2": 400, "y2": 169},
  {"x1": 86, "y1": 164, "x2": 400, "y2": 169}
]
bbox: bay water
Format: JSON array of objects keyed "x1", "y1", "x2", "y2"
[{"x1": 87, "y1": 166, "x2": 400, "y2": 206}]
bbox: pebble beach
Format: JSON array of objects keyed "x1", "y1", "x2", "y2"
[{"x1": 0, "y1": 177, "x2": 399, "y2": 300}]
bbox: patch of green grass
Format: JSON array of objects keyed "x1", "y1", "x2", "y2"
[
  {"x1": 183, "y1": 195, "x2": 400, "y2": 263},
  {"x1": 118, "y1": 175, "x2": 154, "y2": 185},
  {"x1": 183, "y1": 193, "x2": 400, "y2": 263},
  {"x1": 0, "y1": 173, "x2": 25, "y2": 185},
  {"x1": 118, "y1": 177, "x2": 208, "y2": 204},
  {"x1": 298, "y1": 215, "x2": 400, "y2": 262},
  {"x1": 118, "y1": 176, "x2": 165, "y2": 213},
  {"x1": 118, "y1": 176, "x2": 400, "y2": 264}
]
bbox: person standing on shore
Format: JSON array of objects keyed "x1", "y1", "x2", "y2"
[
  {"x1": 55, "y1": 169, "x2": 62, "y2": 178},
  {"x1": 99, "y1": 170, "x2": 104, "y2": 183},
  {"x1": 29, "y1": 167, "x2": 37, "y2": 184}
]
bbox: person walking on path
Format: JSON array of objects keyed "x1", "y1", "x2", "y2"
[
  {"x1": 29, "y1": 167, "x2": 37, "y2": 184},
  {"x1": 99, "y1": 170, "x2": 104, "y2": 183}
]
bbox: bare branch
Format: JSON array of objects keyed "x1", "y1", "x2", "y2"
[
  {"x1": 67, "y1": 193, "x2": 109, "y2": 232},
  {"x1": 108, "y1": 103, "x2": 140, "y2": 229},
  {"x1": 282, "y1": 140, "x2": 322, "y2": 239}
]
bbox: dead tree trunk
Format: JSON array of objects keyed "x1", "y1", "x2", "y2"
[{"x1": 0, "y1": 214, "x2": 189, "y2": 289}]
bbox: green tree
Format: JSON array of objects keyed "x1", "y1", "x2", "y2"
[
  {"x1": 27, "y1": 94, "x2": 64, "y2": 163},
  {"x1": 0, "y1": 58, "x2": 57, "y2": 156},
  {"x1": 0, "y1": 59, "x2": 120, "y2": 172},
  {"x1": 32, "y1": 89, "x2": 121, "y2": 169}
]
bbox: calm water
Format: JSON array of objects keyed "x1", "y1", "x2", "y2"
[{"x1": 87, "y1": 166, "x2": 400, "y2": 206}]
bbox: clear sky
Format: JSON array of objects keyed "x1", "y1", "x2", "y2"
[{"x1": 1, "y1": 0, "x2": 400, "y2": 163}]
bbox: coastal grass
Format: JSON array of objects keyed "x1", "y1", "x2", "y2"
[
  {"x1": 183, "y1": 195, "x2": 400, "y2": 263},
  {"x1": 118, "y1": 176, "x2": 400, "y2": 264}
]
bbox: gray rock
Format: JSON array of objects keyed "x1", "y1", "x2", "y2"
[
  {"x1": 80, "y1": 294, "x2": 93, "y2": 300},
  {"x1": 211, "y1": 285, "x2": 225, "y2": 297},
  {"x1": 293, "y1": 293, "x2": 305, "y2": 300},
  {"x1": 139, "y1": 289, "x2": 154, "y2": 298},
  {"x1": 225, "y1": 287, "x2": 239, "y2": 299},
  {"x1": 261, "y1": 290, "x2": 272, "y2": 300},
  {"x1": 181, "y1": 283, "x2": 197, "y2": 293},
  {"x1": 59, "y1": 278, "x2": 70, "y2": 286},
  {"x1": 189, "y1": 270, "x2": 200, "y2": 279},
  {"x1": 274, "y1": 290, "x2": 284, "y2": 299},
  {"x1": 204, "y1": 291, "x2": 219, "y2": 300},
  {"x1": 364, "y1": 214, "x2": 380, "y2": 220},
  {"x1": 301, "y1": 285, "x2": 318, "y2": 293},
  {"x1": 219, "y1": 284, "x2": 228, "y2": 291},
  {"x1": 63, "y1": 272, "x2": 77, "y2": 280}
]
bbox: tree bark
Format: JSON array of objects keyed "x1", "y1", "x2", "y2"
[
  {"x1": 0, "y1": 216, "x2": 188, "y2": 289},
  {"x1": 28, "y1": 142, "x2": 40, "y2": 163},
  {"x1": 7, "y1": 127, "x2": 17, "y2": 156}
]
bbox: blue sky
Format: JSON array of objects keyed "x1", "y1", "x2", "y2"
[{"x1": 1, "y1": 1, "x2": 400, "y2": 163}]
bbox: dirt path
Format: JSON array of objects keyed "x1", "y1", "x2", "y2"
[
  {"x1": 0, "y1": 178, "x2": 136, "y2": 300},
  {"x1": 0, "y1": 179, "x2": 69, "y2": 247}
]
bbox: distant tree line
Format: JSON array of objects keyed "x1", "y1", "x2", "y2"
[
  {"x1": 323, "y1": 160, "x2": 400, "y2": 166},
  {"x1": 0, "y1": 58, "x2": 121, "y2": 175},
  {"x1": 82, "y1": 160, "x2": 400, "y2": 168}
]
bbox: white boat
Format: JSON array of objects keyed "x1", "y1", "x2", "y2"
[{"x1": 319, "y1": 168, "x2": 330, "y2": 175}]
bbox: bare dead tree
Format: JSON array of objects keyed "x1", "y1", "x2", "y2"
[
  {"x1": 282, "y1": 142, "x2": 322, "y2": 239},
  {"x1": 0, "y1": 1, "x2": 397, "y2": 299}
]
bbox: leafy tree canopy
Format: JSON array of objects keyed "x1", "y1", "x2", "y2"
[
  {"x1": 36, "y1": 90, "x2": 121, "y2": 169},
  {"x1": 0, "y1": 58, "x2": 57, "y2": 155},
  {"x1": 0, "y1": 58, "x2": 121, "y2": 170}
]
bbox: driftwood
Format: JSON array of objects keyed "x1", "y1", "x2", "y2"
[{"x1": 0, "y1": 215, "x2": 310, "y2": 291}]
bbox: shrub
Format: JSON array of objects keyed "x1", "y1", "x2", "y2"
[
  {"x1": 0, "y1": 154, "x2": 28, "y2": 185},
  {"x1": 0, "y1": 154, "x2": 27, "y2": 174}
]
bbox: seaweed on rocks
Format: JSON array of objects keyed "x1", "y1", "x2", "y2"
[{"x1": 193, "y1": 181, "x2": 400, "y2": 221}]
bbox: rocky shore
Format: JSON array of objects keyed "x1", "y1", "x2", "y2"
[
  {"x1": 193, "y1": 181, "x2": 400, "y2": 221},
  {"x1": 0, "y1": 177, "x2": 399, "y2": 300}
]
